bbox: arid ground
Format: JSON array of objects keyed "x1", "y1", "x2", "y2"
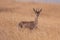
[{"x1": 0, "y1": 2, "x2": 60, "y2": 40}]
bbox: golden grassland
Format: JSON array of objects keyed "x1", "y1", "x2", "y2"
[{"x1": 0, "y1": 2, "x2": 60, "y2": 40}]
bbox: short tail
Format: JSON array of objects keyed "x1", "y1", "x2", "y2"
[{"x1": 19, "y1": 23, "x2": 23, "y2": 28}]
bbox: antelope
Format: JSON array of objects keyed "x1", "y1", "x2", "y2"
[{"x1": 18, "y1": 8, "x2": 42, "y2": 30}]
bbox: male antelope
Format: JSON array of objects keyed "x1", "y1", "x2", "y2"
[{"x1": 19, "y1": 8, "x2": 42, "y2": 30}]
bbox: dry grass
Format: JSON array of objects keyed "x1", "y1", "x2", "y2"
[{"x1": 0, "y1": 2, "x2": 60, "y2": 40}]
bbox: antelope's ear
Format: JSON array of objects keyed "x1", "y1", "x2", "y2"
[
  {"x1": 33, "y1": 8, "x2": 36, "y2": 12},
  {"x1": 40, "y1": 8, "x2": 42, "y2": 12}
]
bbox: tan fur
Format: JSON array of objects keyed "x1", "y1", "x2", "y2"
[{"x1": 19, "y1": 8, "x2": 42, "y2": 30}]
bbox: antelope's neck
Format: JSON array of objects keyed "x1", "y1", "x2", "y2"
[{"x1": 34, "y1": 16, "x2": 38, "y2": 26}]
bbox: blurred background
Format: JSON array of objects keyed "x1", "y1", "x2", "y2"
[
  {"x1": 16, "y1": 0, "x2": 60, "y2": 4},
  {"x1": 0, "y1": 0, "x2": 60, "y2": 4}
]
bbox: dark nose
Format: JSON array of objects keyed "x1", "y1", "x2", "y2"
[{"x1": 36, "y1": 14, "x2": 39, "y2": 17}]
